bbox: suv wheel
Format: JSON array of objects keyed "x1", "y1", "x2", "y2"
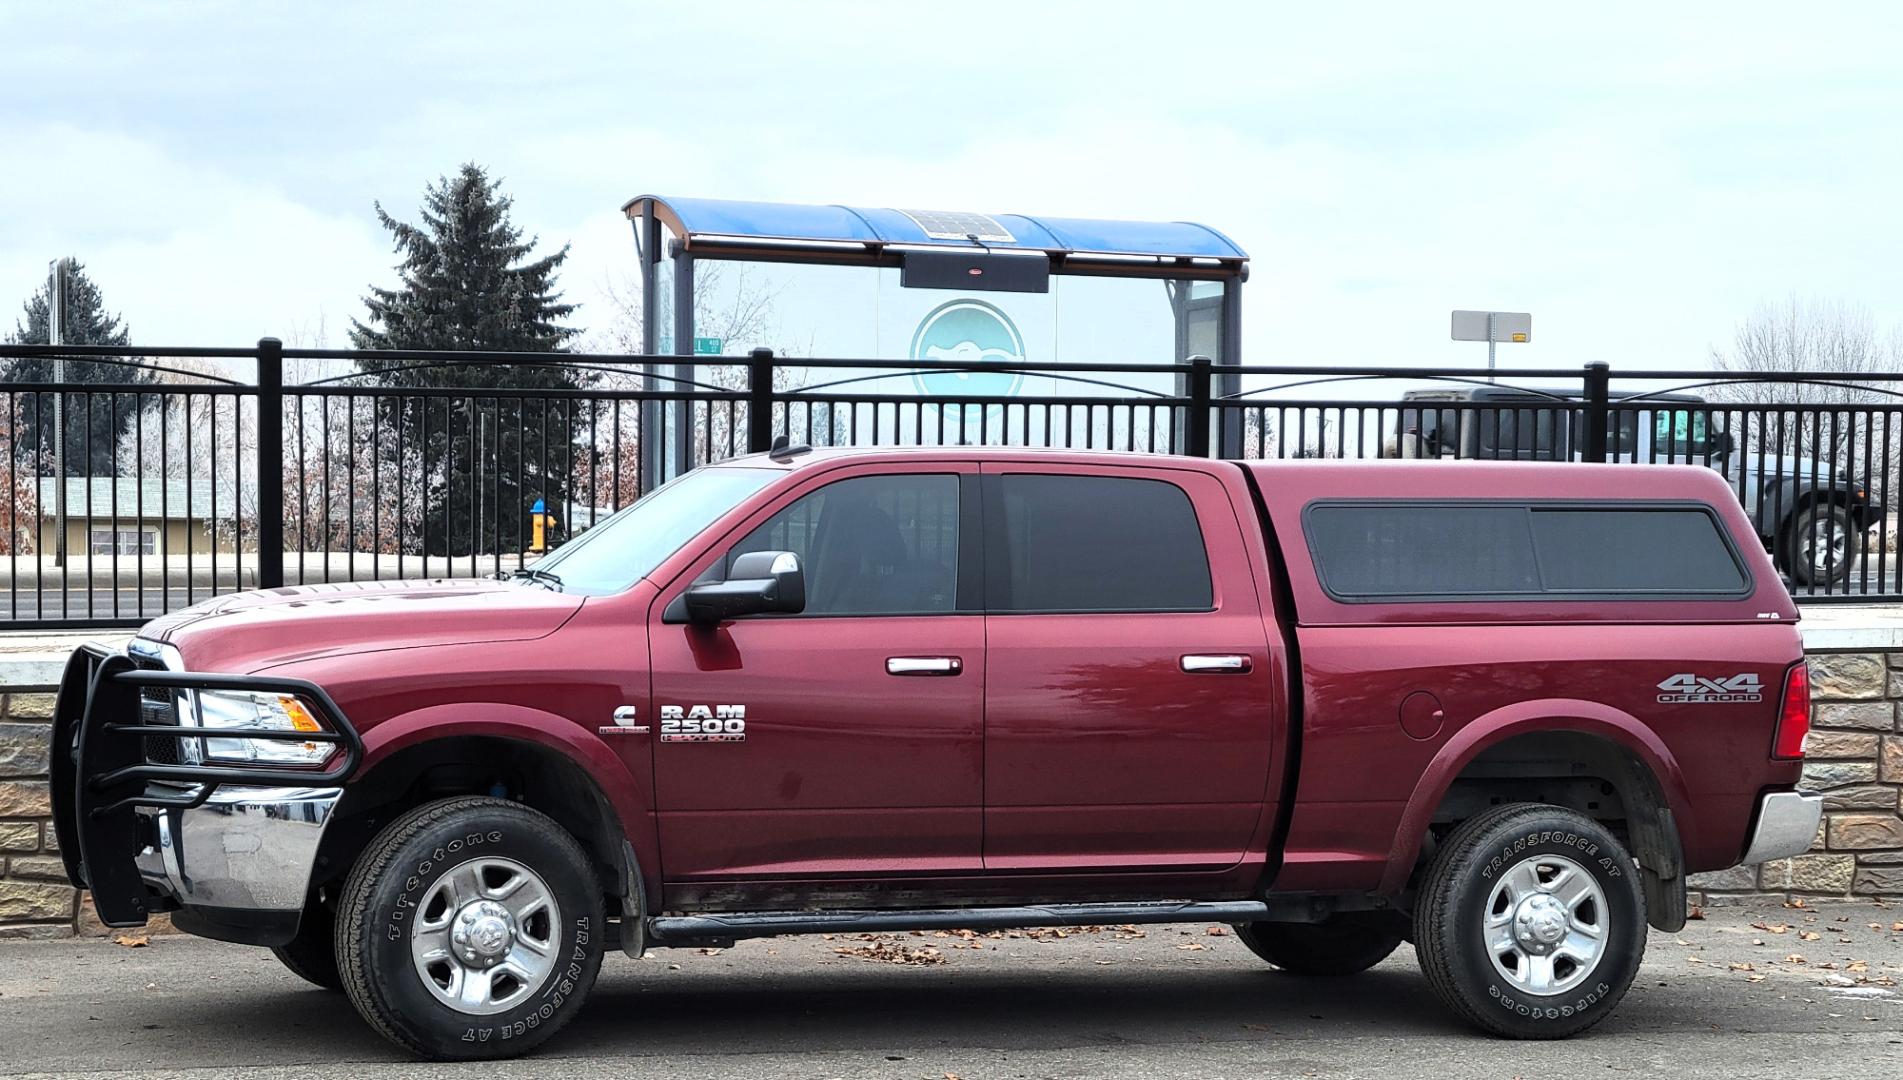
[
  {"x1": 335, "y1": 797, "x2": 606, "y2": 1060},
  {"x1": 1233, "y1": 912, "x2": 1407, "y2": 975},
  {"x1": 272, "y1": 901, "x2": 341, "y2": 990},
  {"x1": 1414, "y1": 803, "x2": 1644, "y2": 1038},
  {"x1": 1784, "y1": 503, "x2": 1855, "y2": 586}
]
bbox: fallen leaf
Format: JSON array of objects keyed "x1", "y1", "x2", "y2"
[
  {"x1": 1206, "y1": 926, "x2": 1229, "y2": 937},
  {"x1": 112, "y1": 935, "x2": 149, "y2": 949},
  {"x1": 1747, "y1": 974, "x2": 1767, "y2": 982},
  {"x1": 1848, "y1": 961, "x2": 1870, "y2": 973},
  {"x1": 1177, "y1": 942, "x2": 1208, "y2": 951},
  {"x1": 1687, "y1": 905, "x2": 1706, "y2": 920},
  {"x1": 1892, "y1": 922, "x2": 1903, "y2": 932},
  {"x1": 1729, "y1": 962, "x2": 1755, "y2": 972},
  {"x1": 1784, "y1": 954, "x2": 1808, "y2": 964},
  {"x1": 1752, "y1": 921, "x2": 1789, "y2": 934},
  {"x1": 1799, "y1": 931, "x2": 1822, "y2": 941},
  {"x1": 1785, "y1": 898, "x2": 1808, "y2": 909}
]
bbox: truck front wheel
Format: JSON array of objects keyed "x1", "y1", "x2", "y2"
[
  {"x1": 335, "y1": 797, "x2": 606, "y2": 1060},
  {"x1": 1414, "y1": 803, "x2": 1645, "y2": 1038},
  {"x1": 1233, "y1": 912, "x2": 1406, "y2": 975}
]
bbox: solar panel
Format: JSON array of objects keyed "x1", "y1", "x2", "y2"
[{"x1": 898, "y1": 209, "x2": 1016, "y2": 243}]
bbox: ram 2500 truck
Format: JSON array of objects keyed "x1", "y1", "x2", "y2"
[{"x1": 52, "y1": 447, "x2": 1819, "y2": 1059}]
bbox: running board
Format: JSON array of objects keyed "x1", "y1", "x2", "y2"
[{"x1": 646, "y1": 899, "x2": 1274, "y2": 948}]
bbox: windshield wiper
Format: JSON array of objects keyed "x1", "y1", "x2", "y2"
[{"x1": 512, "y1": 567, "x2": 565, "y2": 591}]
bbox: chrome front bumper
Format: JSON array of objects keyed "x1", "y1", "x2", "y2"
[
  {"x1": 133, "y1": 785, "x2": 342, "y2": 942},
  {"x1": 1740, "y1": 790, "x2": 1824, "y2": 865}
]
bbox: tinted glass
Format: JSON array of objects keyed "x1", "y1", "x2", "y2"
[
  {"x1": 1530, "y1": 508, "x2": 1744, "y2": 593},
  {"x1": 990, "y1": 474, "x2": 1212, "y2": 612},
  {"x1": 1306, "y1": 502, "x2": 1747, "y2": 600},
  {"x1": 729, "y1": 473, "x2": 959, "y2": 615},
  {"x1": 1305, "y1": 505, "x2": 1540, "y2": 597}
]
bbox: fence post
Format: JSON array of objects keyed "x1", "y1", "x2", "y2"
[
  {"x1": 747, "y1": 348, "x2": 775, "y2": 454},
  {"x1": 255, "y1": 337, "x2": 284, "y2": 589},
  {"x1": 1582, "y1": 361, "x2": 1610, "y2": 463},
  {"x1": 1185, "y1": 354, "x2": 1213, "y2": 457}
]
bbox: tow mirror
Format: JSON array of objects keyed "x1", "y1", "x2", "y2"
[{"x1": 682, "y1": 550, "x2": 806, "y2": 625}]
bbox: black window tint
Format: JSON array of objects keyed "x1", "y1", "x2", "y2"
[
  {"x1": 728, "y1": 474, "x2": 959, "y2": 615},
  {"x1": 1306, "y1": 502, "x2": 1748, "y2": 600},
  {"x1": 1305, "y1": 505, "x2": 1540, "y2": 597},
  {"x1": 990, "y1": 474, "x2": 1212, "y2": 612},
  {"x1": 1530, "y1": 508, "x2": 1744, "y2": 593}
]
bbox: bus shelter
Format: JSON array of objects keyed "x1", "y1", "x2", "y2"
[{"x1": 623, "y1": 195, "x2": 1250, "y2": 480}]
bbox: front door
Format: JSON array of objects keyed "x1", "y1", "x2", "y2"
[
  {"x1": 979, "y1": 464, "x2": 1278, "y2": 873},
  {"x1": 648, "y1": 463, "x2": 983, "y2": 887}
]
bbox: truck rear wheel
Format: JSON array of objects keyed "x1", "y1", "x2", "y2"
[
  {"x1": 1414, "y1": 803, "x2": 1644, "y2": 1039},
  {"x1": 335, "y1": 797, "x2": 606, "y2": 1060},
  {"x1": 1233, "y1": 912, "x2": 1406, "y2": 975}
]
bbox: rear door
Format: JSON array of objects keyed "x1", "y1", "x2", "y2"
[{"x1": 978, "y1": 463, "x2": 1278, "y2": 872}]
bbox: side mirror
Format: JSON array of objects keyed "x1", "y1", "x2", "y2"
[{"x1": 682, "y1": 551, "x2": 806, "y2": 626}]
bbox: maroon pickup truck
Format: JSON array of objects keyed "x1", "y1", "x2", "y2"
[{"x1": 52, "y1": 447, "x2": 1820, "y2": 1058}]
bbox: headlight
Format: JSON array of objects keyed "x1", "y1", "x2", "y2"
[{"x1": 182, "y1": 689, "x2": 332, "y2": 766}]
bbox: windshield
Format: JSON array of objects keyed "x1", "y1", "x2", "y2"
[{"x1": 527, "y1": 467, "x2": 778, "y2": 594}]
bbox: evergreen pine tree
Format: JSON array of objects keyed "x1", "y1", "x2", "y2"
[
  {"x1": 3, "y1": 260, "x2": 156, "y2": 476},
  {"x1": 351, "y1": 164, "x2": 585, "y2": 558}
]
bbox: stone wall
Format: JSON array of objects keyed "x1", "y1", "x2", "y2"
[
  {"x1": 0, "y1": 684, "x2": 79, "y2": 939},
  {"x1": 1690, "y1": 648, "x2": 1903, "y2": 905}
]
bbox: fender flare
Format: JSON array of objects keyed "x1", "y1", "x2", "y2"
[
  {"x1": 354, "y1": 703, "x2": 659, "y2": 908},
  {"x1": 1375, "y1": 698, "x2": 1695, "y2": 895}
]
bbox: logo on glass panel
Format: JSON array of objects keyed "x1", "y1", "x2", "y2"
[{"x1": 909, "y1": 299, "x2": 1026, "y2": 403}]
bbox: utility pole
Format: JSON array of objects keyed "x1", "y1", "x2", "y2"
[{"x1": 49, "y1": 258, "x2": 71, "y2": 568}]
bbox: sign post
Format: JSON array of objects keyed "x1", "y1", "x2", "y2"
[{"x1": 1451, "y1": 310, "x2": 1531, "y2": 382}]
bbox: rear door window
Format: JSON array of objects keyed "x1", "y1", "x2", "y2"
[
  {"x1": 986, "y1": 474, "x2": 1213, "y2": 612},
  {"x1": 1304, "y1": 501, "x2": 1748, "y2": 601}
]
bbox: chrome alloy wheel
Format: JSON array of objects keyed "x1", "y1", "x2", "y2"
[
  {"x1": 1483, "y1": 854, "x2": 1607, "y2": 997},
  {"x1": 1804, "y1": 516, "x2": 1849, "y2": 577},
  {"x1": 409, "y1": 857, "x2": 561, "y2": 1015}
]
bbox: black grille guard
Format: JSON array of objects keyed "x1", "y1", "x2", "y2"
[{"x1": 51, "y1": 642, "x2": 362, "y2": 926}]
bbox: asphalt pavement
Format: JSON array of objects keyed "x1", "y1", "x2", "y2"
[{"x1": 2, "y1": 900, "x2": 1901, "y2": 1079}]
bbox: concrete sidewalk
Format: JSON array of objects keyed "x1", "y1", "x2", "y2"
[{"x1": 0, "y1": 901, "x2": 1899, "y2": 1079}]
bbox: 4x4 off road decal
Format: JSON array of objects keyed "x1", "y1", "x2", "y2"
[
  {"x1": 1657, "y1": 673, "x2": 1764, "y2": 704},
  {"x1": 659, "y1": 704, "x2": 747, "y2": 743}
]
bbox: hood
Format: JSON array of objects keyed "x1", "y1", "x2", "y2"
[{"x1": 142, "y1": 578, "x2": 584, "y2": 673}]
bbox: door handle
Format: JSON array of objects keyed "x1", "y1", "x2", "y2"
[
  {"x1": 887, "y1": 656, "x2": 963, "y2": 676},
  {"x1": 1181, "y1": 654, "x2": 1251, "y2": 674}
]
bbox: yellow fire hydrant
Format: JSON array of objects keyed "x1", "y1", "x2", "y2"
[{"x1": 529, "y1": 499, "x2": 559, "y2": 554}]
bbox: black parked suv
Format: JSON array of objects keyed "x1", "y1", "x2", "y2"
[{"x1": 1392, "y1": 387, "x2": 1885, "y2": 587}]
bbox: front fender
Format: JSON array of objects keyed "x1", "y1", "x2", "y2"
[
  {"x1": 1376, "y1": 698, "x2": 1695, "y2": 895},
  {"x1": 357, "y1": 703, "x2": 659, "y2": 903}
]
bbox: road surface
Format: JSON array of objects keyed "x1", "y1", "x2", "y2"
[{"x1": 1, "y1": 900, "x2": 1899, "y2": 1079}]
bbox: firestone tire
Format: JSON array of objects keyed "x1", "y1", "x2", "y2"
[
  {"x1": 1233, "y1": 912, "x2": 1407, "y2": 975},
  {"x1": 335, "y1": 797, "x2": 606, "y2": 1060},
  {"x1": 271, "y1": 902, "x2": 342, "y2": 991},
  {"x1": 1413, "y1": 803, "x2": 1645, "y2": 1039}
]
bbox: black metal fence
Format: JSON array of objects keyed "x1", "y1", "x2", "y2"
[{"x1": 0, "y1": 338, "x2": 1897, "y2": 628}]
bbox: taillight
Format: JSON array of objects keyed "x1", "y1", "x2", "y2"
[{"x1": 1772, "y1": 661, "x2": 1811, "y2": 760}]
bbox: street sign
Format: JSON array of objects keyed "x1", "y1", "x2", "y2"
[
  {"x1": 1451, "y1": 310, "x2": 1531, "y2": 343},
  {"x1": 694, "y1": 336, "x2": 723, "y2": 355}
]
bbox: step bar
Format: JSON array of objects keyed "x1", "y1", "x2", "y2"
[{"x1": 647, "y1": 899, "x2": 1281, "y2": 948}]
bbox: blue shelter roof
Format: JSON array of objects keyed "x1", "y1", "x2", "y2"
[{"x1": 623, "y1": 195, "x2": 1247, "y2": 265}]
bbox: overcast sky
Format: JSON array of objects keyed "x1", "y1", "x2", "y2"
[{"x1": 2, "y1": 2, "x2": 1899, "y2": 374}]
